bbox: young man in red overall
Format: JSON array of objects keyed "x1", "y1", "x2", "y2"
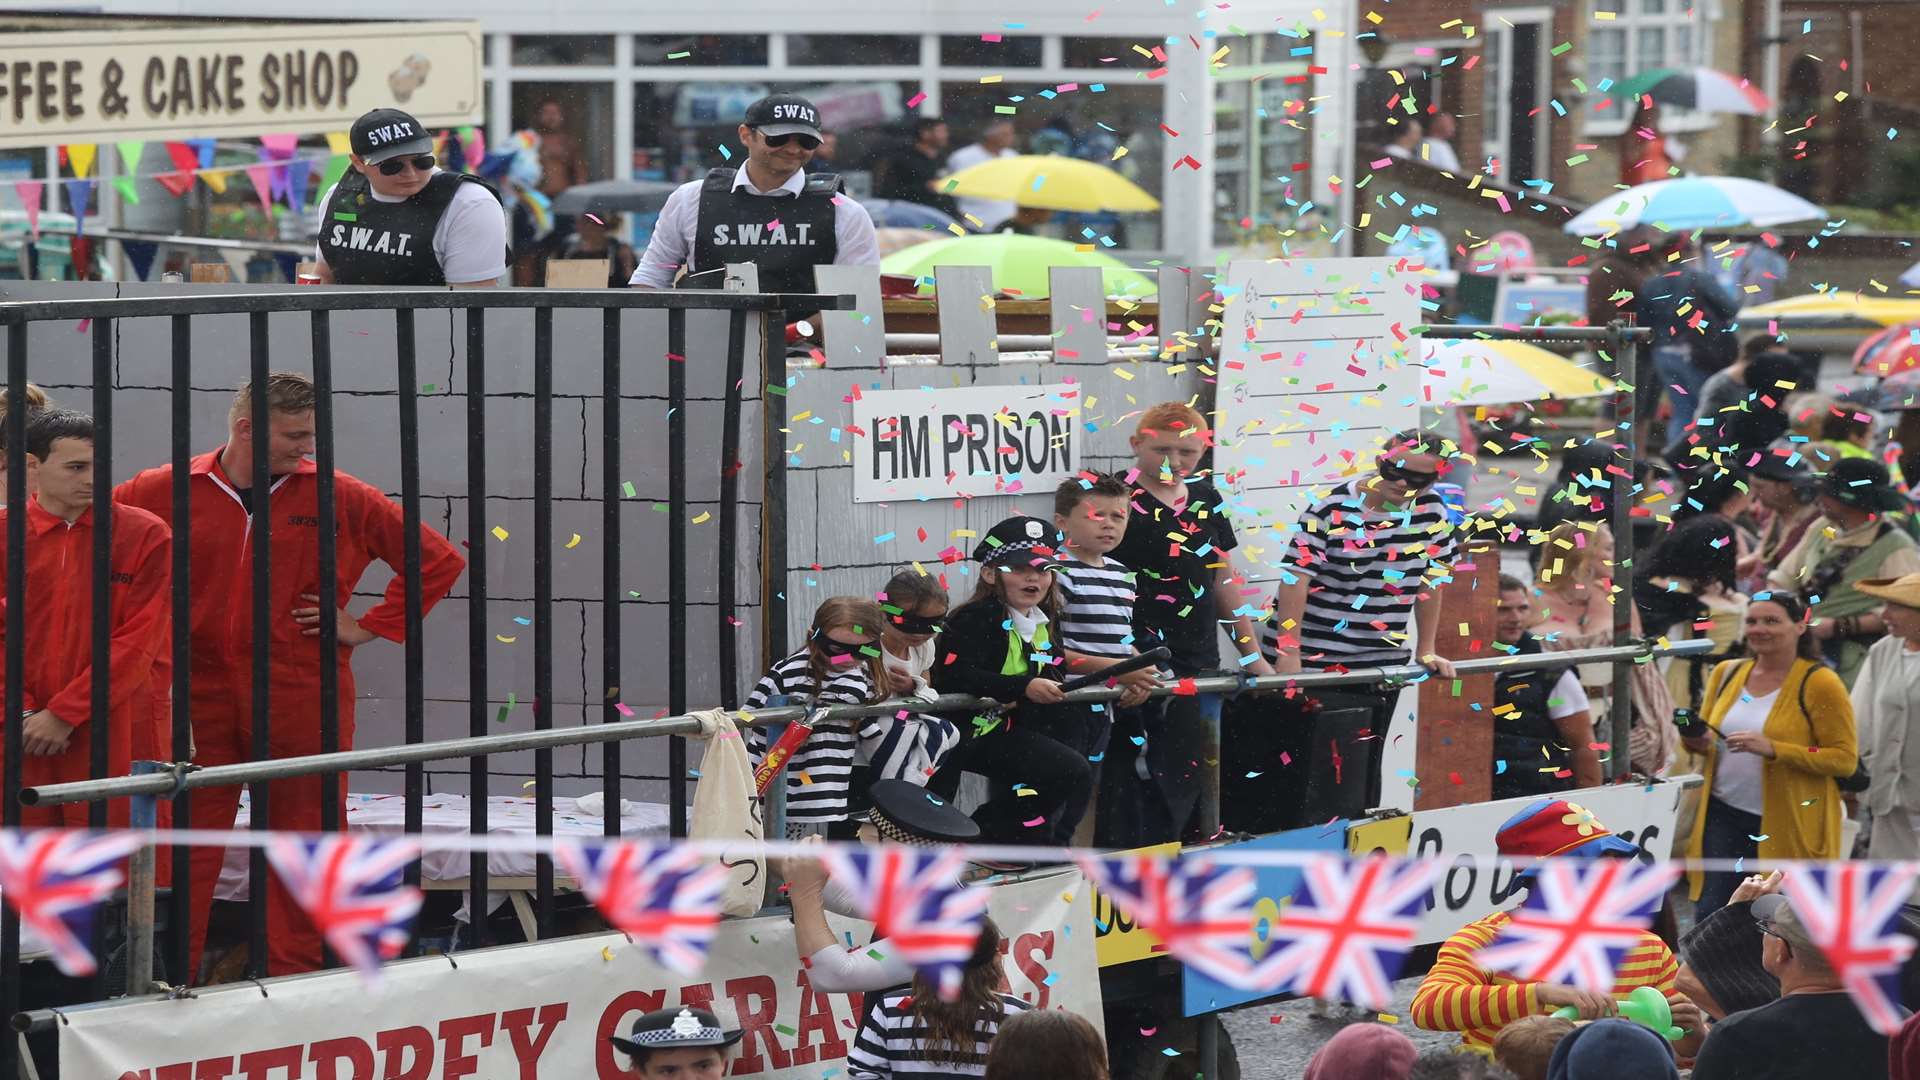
[{"x1": 118, "y1": 373, "x2": 466, "y2": 979}]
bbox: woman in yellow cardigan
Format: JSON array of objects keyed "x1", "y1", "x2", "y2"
[{"x1": 1682, "y1": 590, "x2": 1857, "y2": 919}]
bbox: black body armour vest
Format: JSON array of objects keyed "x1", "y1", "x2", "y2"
[
  {"x1": 687, "y1": 167, "x2": 840, "y2": 296},
  {"x1": 320, "y1": 171, "x2": 501, "y2": 286},
  {"x1": 1490, "y1": 634, "x2": 1580, "y2": 799}
]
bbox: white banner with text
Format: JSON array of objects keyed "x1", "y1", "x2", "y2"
[{"x1": 850, "y1": 383, "x2": 1081, "y2": 503}]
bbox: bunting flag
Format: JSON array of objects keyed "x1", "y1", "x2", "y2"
[
  {"x1": 115, "y1": 139, "x2": 145, "y2": 176},
  {"x1": 1779, "y1": 863, "x2": 1920, "y2": 1034},
  {"x1": 186, "y1": 137, "x2": 216, "y2": 170},
  {"x1": 816, "y1": 847, "x2": 992, "y2": 999},
  {"x1": 1474, "y1": 860, "x2": 1682, "y2": 990},
  {"x1": 1245, "y1": 854, "x2": 1439, "y2": 1009},
  {"x1": 200, "y1": 168, "x2": 229, "y2": 195},
  {"x1": 65, "y1": 143, "x2": 96, "y2": 179},
  {"x1": 259, "y1": 133, "x2": 300, "y2": 160},
  {"x1": 1076, "y1": 852, "x2": 1261, "y2": 987},
  {"x1": 324, "y1": 131, "x2": 353, "y2": 157},
  {"x1": 0, "y1": 829, "x2": 144, "y2": 976},
  {"x1": 318, "y1": 155, "x2": 351, "y2": 201},
  {"x1": 13, "y1": 180, "x2": 44, "y2": 237},
  {"x1": 286, "y1": 158, "x2": 313, "y2": 211},
  {"x1": 263, "y1": 835, "x2": 422, "y2": 983},
  {"x1": 244, "y1": 165, "x2": 275, "y2": 214},
  {"x1": 552, "y1": 840, "x2": 732, "y2": 976},
  {"x1": 66, "y1": 180, "x2": 94, "y2": 231},
  {"x1": 112, "y1": 176, "x2": 139, "y2": 206}
]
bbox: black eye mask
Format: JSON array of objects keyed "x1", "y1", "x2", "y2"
[{"x1": 892, "y1": 615, "x2": 946, "y2": 636}]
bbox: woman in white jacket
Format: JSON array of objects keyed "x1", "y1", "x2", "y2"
[{"x1": 1851, "y1": 574, "x2": 1920, "y2": 859}]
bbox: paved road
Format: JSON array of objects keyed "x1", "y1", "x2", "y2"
[{"x1": 1217, "y1": 979, "x2": 1462, "y2": 1076}]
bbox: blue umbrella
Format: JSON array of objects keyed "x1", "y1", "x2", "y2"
[
  {"x1": 859, "y1": 198, "x2": 961, "y2": 230},
  {"x1": 1563, "y1": 176, "x2": 1824, "y2": 235}
]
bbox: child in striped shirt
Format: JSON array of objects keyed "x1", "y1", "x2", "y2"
[
  {"x1": 847, "y1": 918, "x2": 1030, "y2": 1080},
  {"x1": 1052, "y1": 474, "x2": 1159, "y2": 704},
  {"x1": 746, "y1": 596, "x2": 890, "y2": 838},
  {"x1": 862, "y1": 569, "x2": 959, "y2": 786}
]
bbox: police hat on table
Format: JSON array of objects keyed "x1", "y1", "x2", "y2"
[
  {"x1": 608, "y1": 1006, "x2": 744, "y2": 1061},
  {"x1": 867, "y1": 778, "x2": 980, "y2": 845},
  {"x1": 744, "y1": 93, "x2": 823, "y2": 140},
  {"x1": 1818, "y1": 457, "x2": 1909, "y2": 513},
  {"x1": 350, "y1": 107, "x2": 434, "y2": 165},
  {"x1": 972, "y1": 516, "x2": 1065, "y2": 571}
]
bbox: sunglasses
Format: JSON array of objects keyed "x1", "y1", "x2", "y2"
[
  {"x1": 1754, "y1": 919, "x2": 1794, "y2": 956},
  {"x1": 758, "y1": 130, "x2": 821, "y2": 150},
  {"x1": 1377, "y1": 458, "x2": 1440, "y2": 489},
  {"x1": 376, "y1": 154, "x2": 436, "y2": 177},
  {"x1": 892, "y1": 616, "x2": 946, "y2": 636}
]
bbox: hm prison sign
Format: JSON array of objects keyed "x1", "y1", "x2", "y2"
[
  {"x1": 0, "y1": 22, "x2": 481, "y2": 148},
  {"x1": 852, "y1": 384, "x2": 1081, "y2": 503}
]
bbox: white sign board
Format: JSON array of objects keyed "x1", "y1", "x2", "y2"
[
  {"x1": 64, "y1": 870, "x2": 1100, "y2": 1080},
  {"x1": 0, "y1": 22, "x2": 482, "y2": 148},
  {"x1": 1213, "y1": 258, "x2": 1430, "y2": 578},
  {"x1": 851, "y1": 383, "x2": 1081, "y2": 503}
]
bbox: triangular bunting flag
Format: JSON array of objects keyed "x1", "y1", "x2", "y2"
[
  {"x1": 112, "y1": 175, "x2": 139, "y2": 206},
  {"x1": 13, "y1": 181, "x2": 43, "y2": 238},
  {"x1": 123, "y1": 239, "x2": 159, "y2": 281},
  {"x1": 244, "y1": 164, "x2": 274, "y2": 214},
  {"x1": 66, "y1": 179, "x2": 94, "y2": 230},
  {"x1": 259, "y1": 133, "x2": 299, "y2": 159},
  {"x1": 1243, "y1": 855, "x2": 1438, "y2": 1009},
  {"x1": 1076, "y1": 852, "x2": 1262, "y2": 989},
  {"x1": 156, "y1": 171, "x2": 196, "y2": 198},
  {"x1": 186, "y1": 138, "x2": 216, "y2": 169},
  {"x1": 199, "y1": 168, "x2": 229, "y2": 195},
  {"x1": 1780, "y1": 863, "x2": 1920, "y2": 1034},
  {"x1": 164, "y1": 142, "x2": 199, "y2": 173},
  {"x1": 1475, "y1": 860, "x2": 1681, "y2": 991},
  {"x1": 265, "y1": 835, "x2": 422, "y2": 985},
  {"x1": 66, "y1": 143, "x2": 96, "y2": 179},
  {"x1": 325, "y1": 131, "x2": 352, "y2": 157},
  {"x1": 552, "y1": 840, "x2": 732, "y2": 976},
  {"x1": 318, "y1": 155, "x2": 351, "y2": 200},
  {"x1": 285, "y1": 158, "x2": 312, "y2": 210},
  {"x1": 0, "y1": 829, "x2": 144, "y2": 976},
  {"x1": 816, "y1": 847, "x2": 992, "y2": 1000},
  {"x1": 115, "y1": 139, "x2": 145, "y2": 175}
]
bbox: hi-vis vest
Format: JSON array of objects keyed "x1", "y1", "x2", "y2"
[
  {"x1": 688, "y1": 167, "x2": 840, "y2": 296},
  {"x1": 320, "y1": 170, "x2": 502, "y2": 286}
]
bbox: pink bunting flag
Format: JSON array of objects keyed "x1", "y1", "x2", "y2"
[
  {"x1": 245, "y1": 164, "x2": 276, "y2": 214},
  {"x1": 13, "y1": 180, "x2": 43, "y2": 237},
  {"x1": 259, "y1": 133, "x2": 300, "y2": 160}
]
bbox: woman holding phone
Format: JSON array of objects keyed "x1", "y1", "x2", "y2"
[{"x1": 1679, "y1": 591, "x2": 1858, "y2": 918}]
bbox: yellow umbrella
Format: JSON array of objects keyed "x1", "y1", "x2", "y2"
[
  {"x1": 1420, "y1": 338, "x2": 1613, "y2": 407},
  {"x1": 943, "y1": 154, "x2": 1161, "y2": 213},
  {"x1": 1742, "y1": 292, "x2": 1920, "y2": 329}
]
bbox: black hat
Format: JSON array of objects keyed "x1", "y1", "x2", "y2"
[
  {"x1": 972, "y1": 516, "x2": 1065, "y2": 570},
  {"x1": 1744, "y1": 352, "x2": 1804, "y2": 404},
  {"x1": 744, "y1": 94, "x2": 822, "y2": 140},
  {"x1": 867, "y1": 779, "x2": 980, "y2": 845},
  {"x1": 1819, "y1": 457, "x2": 1908, "y2": 512},
  {"x1": 350, "y1": 108, "x2": 434, "y2": 165},
  {"x1": 1678, "y1": 900, "x2": 1780, "y2": 1016},
  {"x1": 1747, "y1": 441, "x2": 1813, "y2": 483},
  {"x1": 608, "y1": 1007, "x2": 744, "y2": 1061}
]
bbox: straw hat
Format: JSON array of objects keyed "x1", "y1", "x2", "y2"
[{"x1": 1857, "y1": 573, "x2": 1920, "y2": 610}]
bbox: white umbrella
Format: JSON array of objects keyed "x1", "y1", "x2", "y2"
[
  {"x1": 1564, "y1": 177, "x2": 1824, "y2": 235},
  {"x1": 1420, "y1": 339, "x2": 1613, "y2": 407}
]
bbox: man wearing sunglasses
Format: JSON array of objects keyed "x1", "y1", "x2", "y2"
[
  {"x1": 1266, "y1": 428, "x2": 1462, "y2": 678},
  {"x1": 629, "y1": 93, "x2": 878, "y2": 300},
  {"x1": 313, "y1": 107, "x2": 507, "y2": 287}
]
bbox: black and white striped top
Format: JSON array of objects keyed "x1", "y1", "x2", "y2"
[
  {"x1": 1262, "y1": 478, "x2": 1458, "y2": 668},
  {"x1": 744, "y1": 648, "x2": 879, "y2": 825},
  {"x1": 1055, "y1": 555, "x2": 1137, "y2": 659},
  {"x1": 846, "y1": 989, "x2": 1031, "y2": 1079}
]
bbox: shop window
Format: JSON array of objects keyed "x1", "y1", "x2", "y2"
[
  {"x1": 510, "y1": 35, "x2": 616, "y2": 66},
  {"x1": 939, "y1": 35, "x2": 1044, "y2": 67},
  {"x1": 1061, "y1": 36, "x2": 1167, "y2": 69},
  {"x1": 787, "y1": 34, "x2": 919, "y2": 67},
  {"x1": 512, "y1": 83, "x2": 615, "y2": 183},
  {"x1": 633, "y1": 35, "x2": 769, "y2": 66}
]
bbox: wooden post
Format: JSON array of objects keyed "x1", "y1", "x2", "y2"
[
  {"x1": 544, "y1": 259, "x2": 610, "y2": 289},
  {"x1": 1413, "y1": 538, "x2": 1500, "y2": 810}
]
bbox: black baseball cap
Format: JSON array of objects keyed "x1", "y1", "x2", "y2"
[
  {"x1": 744, "y1": 94, "x2": 822, "y2": 140},
  {"x1": 350, "y1": 108, "x2": 434, "y2": 165}
]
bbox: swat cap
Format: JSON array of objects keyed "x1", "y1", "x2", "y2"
[
  {"x1": 744, "y1": 94, "x2": 823, "y2": 140},
  {"x1": 351, "y1": 108, "x2": 434, "y2": 164}
]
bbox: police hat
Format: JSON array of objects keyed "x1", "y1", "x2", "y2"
[
  {"x1": 972, "y1": 516, "x2": 1065, "y2": 570},
  {"x1": 744, "y1": 93, "x2": 822, "y2": 140},
  {"x1": 350, "y1": 108, "x2": 434, "y2": 165},
  {"x1": 608, "y1": 1007, "x2": 744, "y2": 1061},
  {"x1": 867, "y1": 779, "x2": 981, "y2": 845},
  {"x1": 1748, "y1": 441, "x2": 1812, "y2": 484}
]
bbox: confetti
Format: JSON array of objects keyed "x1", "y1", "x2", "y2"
[{"x1": 490, "y1": 526, "x2": 510, "y2": 541}]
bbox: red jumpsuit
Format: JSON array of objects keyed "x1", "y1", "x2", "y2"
[
  {"x1": 0, "y1": 498, "x2": 171, "y2": 828},
  {"x1": 117, "y1": 449, "x2": 465, "y2": 978}
]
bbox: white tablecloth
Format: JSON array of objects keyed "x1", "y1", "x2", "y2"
[{"x1": 216, "y1": 791, "x2": 671, "y2": 902}]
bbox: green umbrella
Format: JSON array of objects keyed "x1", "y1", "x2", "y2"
[{"x1": 878, "y1": 233, "x2": 1156, "y2": 298}]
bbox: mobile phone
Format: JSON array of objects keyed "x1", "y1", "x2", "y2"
[{"x1": 1671, "y1": 708, "x2": 1702, "y2": 737}]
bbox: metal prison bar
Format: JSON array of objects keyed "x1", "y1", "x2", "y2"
[{"x1": 0, "y1": 287, "x2": 844, "y2": 1080}]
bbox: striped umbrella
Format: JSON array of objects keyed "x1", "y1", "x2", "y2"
[
  {"x1": 1854, "y1": 321, "x2": 1920, "y2": 376},
  {"x1": 1564, "y1": 177, "x2": 1824, "y2": 235},
  {"x1": 1615, "y1": 67, "x2": 1770, "y2": 115}
]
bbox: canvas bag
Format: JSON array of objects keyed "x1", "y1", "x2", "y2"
[{"x1": 688, "y1": 708, "x2": 766, "y2": 917}]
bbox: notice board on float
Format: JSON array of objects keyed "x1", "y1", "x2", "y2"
[{"x1": 1213, "y1": 257, "x2": 1429, "y2": 580}]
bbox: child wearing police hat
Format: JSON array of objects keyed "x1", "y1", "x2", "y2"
[
  {"x1": 927, "y1": 515, "x2": 1095, "y2": 848},
  {"x1": 608, "y1": 1006, "x2": 744, "y2": 1079}
]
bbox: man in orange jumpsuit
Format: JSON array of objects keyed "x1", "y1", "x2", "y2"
[
  {"x1": 0, "y1": 409, "x2": 171, "y2": 828},
  {"x1": 117, "y1": 372, "x2": 466, "y2": 979}
]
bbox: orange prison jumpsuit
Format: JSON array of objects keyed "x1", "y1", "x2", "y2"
[
  {"x1": 117, "y1": 449, "x2": 466, "y2": 978},
  {"x1": 0, "y1": 498, "x2": 171, "y2": 828}
]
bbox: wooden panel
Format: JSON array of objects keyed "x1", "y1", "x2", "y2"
[
  {"x1": 1414, "y1": 540, "x2": 1500, "y2": 810},
  {"x1": 189, "y1": 262, "x2": 231, "y2": 283},
  {"x1": 1048, "y1": 266, "x2": 1108, "y2": 364},
  {"x1": 932, "y1": 266, "x2": 998, "y2": 366},
  {"x1": 815, "y1": 264, "x2": 886, "y2": 368},
  {"x1": 544, "y1": 259, "x2": 609, "y2": 289}
]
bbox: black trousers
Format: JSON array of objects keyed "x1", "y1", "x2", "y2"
[
  {"x1": 1696, "y1": 796, "x2": 1763, "y2": 920},
  {"x1": 931, "y1": 707, "x2": 1094, "y2": 847}
]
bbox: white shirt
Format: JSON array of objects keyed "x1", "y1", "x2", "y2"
[
  {"x1": 1712, "y1": 688, "x2": 1778, "y2": 815},
  {"x1": 1420, "y1": 137, "x2": 1464, "y2": 173},
  {"x1": 314, "y1": 171, "x2": 507, "y2": 286},
  {"x1": 1546, "y1": 670, "x2": 1591, "y2": 721},
  {"x1": 946, "y1": 143, "x2": 1017, "y2": 229},
  {"x1": 882, "y1": 637, "x2": 938, "y2": 701},
  {"x1": 628, "y1": 166, "x2": 881, "y2": 289}
]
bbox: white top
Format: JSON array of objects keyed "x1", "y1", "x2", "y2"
[
  {"x1": 1420, "y1": 137, "x2": 1464, "y2": 173},
  {"x1": 1712, "y1": 688, "x2": 1778, "y2": 815},
  {"x1": 628, "y1": 166, "x2": 881, "y2": 288},
  {"x1": 946, "y1": 143, "x2": 1017, "y2": 229},
  {"x1": 313, "y1": 171, "x2": 507, "y2": 285},
  {"x1": 1546, "y1": 669, "x2": 1591, "y2": 721},
  {"x1": 882, "y1": 637, "x2": 938, "y2": 701}
]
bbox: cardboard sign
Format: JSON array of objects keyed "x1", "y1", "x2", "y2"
[
  {"x1": 1091, "y1": 841, "x2": 1180, "y2": 968},
  {"x1": 850, "y1": 383, "x2": 1081, "y2": 503}
]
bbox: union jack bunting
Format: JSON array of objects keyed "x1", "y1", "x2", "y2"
[
  {"x1": 0, "y1": 829, "x2": 142, "y2": 976},
  {"x1": 1076, "y1": 852, "x2": 1260, "y2": 987},
  {"x1": 817, "y1": 847, "x2": 991, "y2": 1000},
  {"x1": 263, "y1": 835, "x2": 423, "y2": 982},
  {"x1": 1778, "y1": 862, "x2": 1920, "y2": 1034},
  {"x1": 1474, "y1": 859, "x2": 1681, "y2": 990},
  {"x1": 551, "y1": 839, "x2": 732, "y2": 976},
  {"x1": 1245, "y1": 854, "x2": 1439, "y2": 1009}
]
